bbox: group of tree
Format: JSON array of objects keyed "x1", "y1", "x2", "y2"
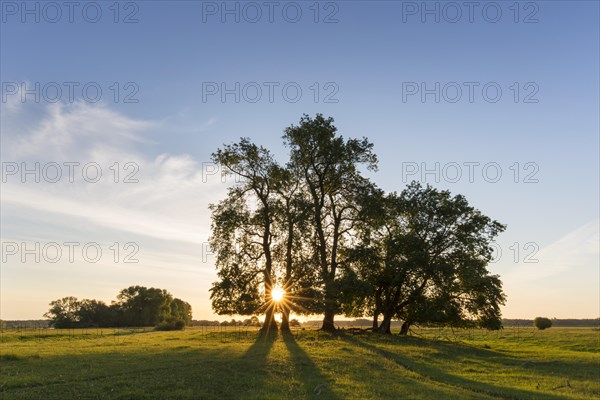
[
  {"x1": 44, "y1": 286, "x2": 192, "y2": 330},
  {"x1": 209, "y1": 114, "x2": 506, "y2": 334}
]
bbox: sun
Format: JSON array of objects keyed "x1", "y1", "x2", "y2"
[{"x1": 271, "y1": 287, "x2": 285, "y2": 302}]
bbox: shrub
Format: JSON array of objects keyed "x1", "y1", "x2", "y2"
[
  {"x1": 155, "y1": 319, "x2": 186, "y2": 331},
  {"x1": 533, "y1": 317, "x2": 552, "y2": 330}
]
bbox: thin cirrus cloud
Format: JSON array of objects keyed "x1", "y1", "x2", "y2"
[
  {"x1": 505, "y1": 219, "x2": 599, "y2": 284},
  {"x1": 4, "y1": 101, "x2": 154, "y2": 159},
  {"x1": 1, "y1": 100, "x2": 225, "y2": 245},
  {"x1": 501, "y1": 219, "x2": 599, "y2": 318}
]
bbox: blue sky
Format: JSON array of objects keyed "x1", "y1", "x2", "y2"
[{"x1": 1, "y1": 1, "x2": 598, "y2": 320}]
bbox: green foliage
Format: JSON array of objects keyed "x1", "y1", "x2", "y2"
[
  {"x1": 534, "y1": 317, "x2": 553, "y2": 330},
  {"x1": 77, "y1": 299, "x2": 115, "y2": 327},
  {"x1": 116, "y1": 286, "x2": 173, "y2": 327},
  {"x1": 169, "y1": 298, "x2": 192, "y2": 326},
  {"x1": 43, "y1": 296, "x2": 81, "y2": 328},
  {"x1": 44, "y1": 287, "x2": 192, "y2": 328},
  {"x1": 154, "y1": 318, "x2": 186, "y2": 331}
]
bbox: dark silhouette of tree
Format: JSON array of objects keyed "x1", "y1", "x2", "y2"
[
  {"x1": 209, "y1": 138, "x2": 321, "y2": 332},
  {"x1": 207, "y1": 115, "x2": 506, "y2": 335},
  {"x1": 209, "y1": 139, "x2": 281, "y2": 331},
  {"x1": 343, "y1": 182, "x2": 506, "y2": 334},
  {"x1": 271, "y1": 165, "x2": 320, "y2": 332},
  {"x1": 283, "y1": 114, "x2": 377, "y2": 332}
]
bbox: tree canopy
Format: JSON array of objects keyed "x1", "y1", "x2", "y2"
[{"x1": 209, "y1": 114, "x2": 506, "y2": 334}]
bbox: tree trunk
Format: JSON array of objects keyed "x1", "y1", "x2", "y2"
[
  {"x1": 320, "y1": 309, "x2": 336, "y2": 332},
  {"x1": 280, "y1": 306, "x2": 291, "y2": 332},
  {"x1": 399, "y1": 321, "x2": 411, "y2": 335},
  {"x1": 378, "y1": 314, "x2": 392, "y2": 334},
  {"x1": 281, "y1": 212, "x2": 293, "y2": 334},
  {"x1": 261, "y1": 306, "x2": 278, "y2": 333},
  {"x1": 372, "y1": 312, "x2": 379, "y2": 331}
]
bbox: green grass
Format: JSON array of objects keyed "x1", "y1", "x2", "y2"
[{"x1": 1, "y1": 327, "x2": 598, "y2": 399}]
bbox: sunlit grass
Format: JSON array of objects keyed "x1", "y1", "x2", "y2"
[{"x1": 1, "y1": 327, "x2": 598, "y2": 399}]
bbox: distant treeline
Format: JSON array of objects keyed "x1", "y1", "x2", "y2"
[
  {"x1": 191, "y1": 317, "x2": 301, "y2": 327},
  {"x1": 301, "y1": 318, "x2": 600, "y2": 328},
  {"x1": 191, "y1": 318, "x2": 259, "y2": 327},
  {"x1": 1, "y1": 320, "x2": 51, "y2": 329},
  {"x1": 501, "y1": 319, "x2": 600, "y2": 328}
]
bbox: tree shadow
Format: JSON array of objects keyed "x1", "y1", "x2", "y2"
[
  {"x1": 3, "y1": 332, "x2": 281, "y2": 400},
  {"x1": 341, "y1": 334, "x2": 574, "y2": 400},
  {"x1": 238, "y1": 330, "x2": 278, "y2": 395},
  {"x1": 2, "y1": 346, "x2": 267, "y2": 399},
  {"x1": 371, "y1": 332, "x2": 598, "y2": 385},
  {"x1": 282, "y1": 332, "x2": 341, "y2": 399}
]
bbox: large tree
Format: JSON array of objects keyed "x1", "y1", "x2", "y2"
[
  {"x1": 209, "y1": 139, "x2": 281, "y2": 331},
  {"x1": 283, "y1": 114, "x2": 378, "y2": 332},
  {"x1": 343, "y1": 182, "x2": 506, "y2": 334}
]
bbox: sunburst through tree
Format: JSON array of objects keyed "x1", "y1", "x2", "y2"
[{"x1": 271, "y1": 287, "x2": 285, "y2": 302}]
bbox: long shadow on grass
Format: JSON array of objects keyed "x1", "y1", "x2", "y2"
[
  {"x1": 242, "y1": 330, "x2": 277, "y2": 363},
  {"x1": 238, "y1": 330, "x2": 278, "y2": 395},
  {"x1": 282, "y1": 332, "x2": 341, "y2": 399},
  {"x1": 1, "y1": 345, "x2": 264, "y2": 400},
  {"x1": 385, "y1": 334, "x2": 598, "y2": 387},
  {"x1": 341, "y1": 334, "x2": 571, "y2": 400},
  {"x1": 416, "y1": 336, "x2": 599, "y2": 380},
  {"x1": 2, "y1": 330, "x2": 280, "y2": 400}
]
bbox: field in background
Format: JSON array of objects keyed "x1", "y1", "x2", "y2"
[{"x1": 1, "y1": 327, "x2": 598, "y2": 399}]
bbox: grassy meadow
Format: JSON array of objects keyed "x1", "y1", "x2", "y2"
[{"x1": 1, "y1": 326, "x2": 598, "y2": 399}]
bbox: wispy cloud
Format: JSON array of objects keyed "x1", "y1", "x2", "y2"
[
  {"x1": 501, "y1": 219, "x2": 599, "y2": 318},
  {"x1": 1, "y1": 101, "x2": 225, "y2": 244},
  {"x1": 505, "y1": 219, "x2": 599, "y2": 284}
]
